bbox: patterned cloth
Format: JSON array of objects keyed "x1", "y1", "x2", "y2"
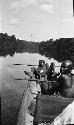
[{"x1": 50, "y1": 101, "x2": 74, "y2": 125}]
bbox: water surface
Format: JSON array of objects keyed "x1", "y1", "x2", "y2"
[
  {"x1": 1, "y1": 52, "x2": 61, "y2": 125},
  {"x1": 0, "y1": 52, "x2": 61, "y2": 97}
]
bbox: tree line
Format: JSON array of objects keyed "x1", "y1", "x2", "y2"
[
  {"x1": 0, "y1": 33, "x2": 39, "y2": 57},
  {"x1": 38, "y1": 38, "x2": 74, "y2": 64},
  {"x1": 0, "y1": 33, "x2": 74, "y2": 64},
  {"x1": 0, "y1": 33, "x2": 17, "y2": 56}
]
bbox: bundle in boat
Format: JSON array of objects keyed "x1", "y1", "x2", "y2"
[{"x1": 50, "y1": 100, "x2": 74, "y2": 125}]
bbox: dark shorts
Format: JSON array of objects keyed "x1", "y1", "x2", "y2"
[{"x1": 41, "y1": 82, "x2": 48, "y2": 95}]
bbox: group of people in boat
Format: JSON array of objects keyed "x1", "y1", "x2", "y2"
[
  {"x1": 23, "y1": 60, "x2": 74, "y2": 125},
  {"x1": 24, "y1": 59, "x2": 74, "y2": 98}
]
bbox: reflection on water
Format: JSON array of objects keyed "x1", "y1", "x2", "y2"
[
  {"x1": 1, "y1": 52, "x2": 61, "y2": 125},
  {"x1": 1, "y1": 52, "x2": 61, "y2": 97}
]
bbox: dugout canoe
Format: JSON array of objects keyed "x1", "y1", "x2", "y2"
[
  {"x1": 16, "y1": 78, "x2": 41, "y2": 125},
  {"x1": 16, "y1": 79, "x2": 73, "y2": 125}
]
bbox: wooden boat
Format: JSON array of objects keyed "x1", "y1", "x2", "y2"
[
  {"x1": 16, "y1": 77, "x2": 41, "y2": 125},
  {"x1": 16, "y1": 76, "x2": 73, "y2": 125}
]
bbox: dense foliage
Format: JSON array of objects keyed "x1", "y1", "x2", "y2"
[
  {"x1": 0, "y1": 33, "x2": 17, "y2": 56},
  {"x1": 0, "y1": 33, "x2": 39, "y2": 57},
  {"x1": 38, "y1": 38, "x2": 74, "y2": 63},
  {"x1": 16, "y1": 39, "x2": 39, "y2": 53},
  {"x1": 0, "y1": 33, "x2": 74, "y2": 64}
]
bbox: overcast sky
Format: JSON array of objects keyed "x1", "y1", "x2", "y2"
[{"x1": 1, "y1": 0, "x2": 74, "y2": 42}]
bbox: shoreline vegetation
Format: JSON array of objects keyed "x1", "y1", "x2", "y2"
[
  {"x1": 0, "y1": 33, "x2": 74, "y2": 64},
  {"x1": 1, "y1": 33, "x2": 74, "y2": 125}
]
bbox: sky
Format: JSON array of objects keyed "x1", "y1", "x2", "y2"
[{"x1": 0, "y1": 0, "x2": 74, "y2": 42}]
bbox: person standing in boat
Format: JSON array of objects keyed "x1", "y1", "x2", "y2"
[
  {"x1": 34, "y1": 60, "x2": 49, "y2": 79},
  {"x1": 33, "y1": 60, "x2": 49, "y2": 95},
  {"x1": 49, "y1": 60, "x2": 74, "y2": 98}
]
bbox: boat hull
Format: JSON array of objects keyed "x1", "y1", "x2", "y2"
[
  {"x1": 17, "y1": 81, "x2": 41, "y2": 125},
  {"x1": 17, "y1": 80, "x2": 73, "y2": 125}
]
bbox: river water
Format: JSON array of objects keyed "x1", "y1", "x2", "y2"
[
  {"x1": 1, "y1": 52, "x2": 61, "y2": 125},
  {"x1": 0, "y1": 52, "x2": 61, "y2": 97}
]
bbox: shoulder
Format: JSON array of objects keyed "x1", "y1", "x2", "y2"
[
  {"x1": 58, "y1": 74, "x2": 71, "y2": 84},
  {"x1": 57, "y1": 75, "x2": 65, "y2": 82}
]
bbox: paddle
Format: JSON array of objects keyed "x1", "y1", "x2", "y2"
[
  {"x1": 11, "y1": 77, "x2": 56, "y2": 83},
  {"x1": 12, "y1": 64, "x2": 60, "y2": 67},
  {"x1": 12, "y1": 64, "x2": 38, "y2": 66}
]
